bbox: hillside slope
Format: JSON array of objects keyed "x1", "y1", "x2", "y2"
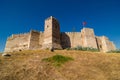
[{"x1": 0, "y1": 50, "x2": 120, "y2": 80}]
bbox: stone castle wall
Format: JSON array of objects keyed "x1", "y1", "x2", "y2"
[
  {"x1": 42, "y1": 17, "x2": 53, "y2": 48},
  {"x1": 96, "y1": 36, "x2": 116, "y2": 52},
  {"x1": 81, "y1": 28, "x2": 98, "y2": 48},
  {"x1": 52, "y1": 17, "x2": 62, "y2": 49},
  {"x1": 4, "y1": 31, "x2": 44, "y2": 52},
  {"x1": 4, "y1": 33, "x2": 30, "y2": 52},
  {"x1": 29, "y1": 30, "x2": 41, "y2": 50},
  {"x1": 43, "y1": 16, "x2": 62, "y2": 49},
  {"x1": 39, "y1": 32, "x2": 44, "y2": 48},
  {"x1": 4, "y1": 16, "x2": 116, "y2": 52},
  {"x1": 61, "y1": 32, "x2": 82, "y2": 48}
]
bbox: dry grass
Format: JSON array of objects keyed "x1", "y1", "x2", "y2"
[{"x1": 0, "y1": 50, "x2": 120, "y2": 80}]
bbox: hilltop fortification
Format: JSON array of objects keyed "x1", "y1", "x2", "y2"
[{"x1": 4, "y1": 16, "x2": 116, "y2": 52}]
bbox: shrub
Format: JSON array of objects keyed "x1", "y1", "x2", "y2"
[
  {"x1": 65, "y1": 46, "x2": 99, "y2": 52},
  {"x1": 107, "y1": 49, "x2": 120, "y2": 53},
  {"x1": 72, "y1": 46, "x2": 99, "y2": 52},
  {"x1": 42, "y1": 54, "x2": 73, "y2": 67},
  {"x1": 86, "y1": 47, "x2": 99, "y2": 52},
  {"x1": 66, "y1": 48, "x2": 71, "y2": 50},
  {"x1": 75, "y1": 46, "x2": 82, "y2": 50}
]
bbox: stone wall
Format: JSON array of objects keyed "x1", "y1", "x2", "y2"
[
  {"x1": 81, "y1": 28, "x2": 98, "y2": 48},
  {"x1": 95, "y1": 36, "x2": 103, "y2": 51},
  {"x1": 4, "y1": 30, "x2": 44, "y2": 52},
  {"x1": 52, "y1": 17, "x2": 62, "y2": 49},
  {"x1": 42, "y1": 16, "x2": 52, "y2": 49},
  {"x1": 29, "y1": 30, "x2": 41, "y2": 50},
  {"x1": 43, "y1": 16, "x2": 62, "y2": 49},
  {"x1": 61, "y1": 32, "x2": 71, "y2": 48},
  {"x1": 4, "y1": 33, "x2": 30, "y2": 52},
  {"x1": 4, "y1": 16, "x2": 116, "y2": 52},
  {"x1": 61, "y1": 32, "x2": 82, "y2": 48},
  {"x1": 96, "y1": 36, "x2": 116, "y2": 52},
  {"x1": 39, "y1": 32, "x2": 44, "y2": 48}
]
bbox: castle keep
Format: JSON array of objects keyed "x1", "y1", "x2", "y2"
[{"x1": 4, "y1": 16, "x2": 116, "y2": 52}]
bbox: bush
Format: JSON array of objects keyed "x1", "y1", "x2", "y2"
[
  {"x1": 66, "y1": 48, "x2": 71, "y2": 50},
  {"x1": 66, "y1": 46, "x2": 99, "y2": 52},
  {"x1": 42, "y1": 54, "x2": 73, "y2": 67},
  {"x1": 75, "y1": 46, "x2": 82, "y2": 50},
  {"x1": 107, "y1": 49, "x2": 120, "y2": 53},
  {"x1": 86, "y1": 47, "x2": 99, "y2": 52}
]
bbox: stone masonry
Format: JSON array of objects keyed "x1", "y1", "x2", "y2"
[{"x1": 4, "y1": 16, "x2": 116, "y2": 52}]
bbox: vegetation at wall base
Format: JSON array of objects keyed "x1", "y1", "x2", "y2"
[
  {"x1": 66, "y1": 46, "x2": 99, "y2": 52},
  {"x1": 107, "y1": 49, "x2": 120, "y2": 53},
  {"x1": 42, "y1": 54, "x2": 73, "y2": 67}
]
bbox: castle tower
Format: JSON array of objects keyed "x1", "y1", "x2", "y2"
[
  {"x1": 81, "y1": 28, "x2": 98, "y2": 49},
  {"x1": 43, "y1": 16, "x2": 62, "y2": 49}
]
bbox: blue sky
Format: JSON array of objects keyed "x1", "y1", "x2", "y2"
[{"x1": 0, "y1": 0, "x2": 120, "y2": 52}]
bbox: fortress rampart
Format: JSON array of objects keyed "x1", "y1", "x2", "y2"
[{"x1": 4, "y1": 16, "x2": 116, "y2": 52}]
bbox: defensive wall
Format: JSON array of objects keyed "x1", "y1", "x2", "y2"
[{"x1": 4, "y1": 16, "x2": 116, "y2": 52}]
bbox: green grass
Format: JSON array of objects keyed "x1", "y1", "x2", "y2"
[
  {"x1": 42, "y1": 54, "x2": 73, "y2": 67},
  {"x1": 66, "y1": 46, "x2": 99, "y2": 52}
]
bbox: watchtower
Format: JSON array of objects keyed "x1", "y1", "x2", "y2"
[{"x1": 43, "y1": 16, "x2": 62, "y2": 49}]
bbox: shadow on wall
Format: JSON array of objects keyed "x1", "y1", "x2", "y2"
[
  {"x1": 60, "y1": 32, "x2": 71, "y2": 49},
  {"x1": 95, "y1": 37, "x2": 102, "y2": 52}
]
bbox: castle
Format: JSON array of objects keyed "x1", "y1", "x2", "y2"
[{"x1": 4, "y1": 16, "x2": 116, "y2": 52}]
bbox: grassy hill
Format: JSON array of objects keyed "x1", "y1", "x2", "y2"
[{"x1": 0, "y1": 50, "x2": 120, "y2": 80}]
